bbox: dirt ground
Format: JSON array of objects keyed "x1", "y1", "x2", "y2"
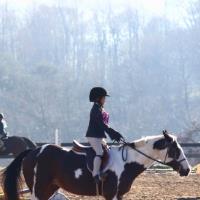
[
  {"x1": 62, "y1": 172, "x2": 200, "y2": 200},
  {"x1": 1, "y1": 171, "x2": 200, "y2": 200}
]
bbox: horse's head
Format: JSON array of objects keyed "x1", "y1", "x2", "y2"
[{"x1": 153, "y1": 130, "x2": 191, "y2": 176}]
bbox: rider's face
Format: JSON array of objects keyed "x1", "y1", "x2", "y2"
[{"x1": 99, "y1": 96, "x2": 106, "y2": 106}]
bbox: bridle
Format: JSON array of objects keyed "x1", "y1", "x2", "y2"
[{"x1": 119, "y1": 139, "x2": 186, "y2": 166}]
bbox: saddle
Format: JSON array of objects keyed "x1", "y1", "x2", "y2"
[{"x1": 72, "y1": 140, "x2": 110, "y2": 173}]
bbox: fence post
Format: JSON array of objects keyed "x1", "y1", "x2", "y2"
[{"x1": 55, "y1": 129, "x2": 59, "y2": 145}]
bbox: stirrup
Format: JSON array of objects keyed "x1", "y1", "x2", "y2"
[
  {"x1": 94, "y1": 174, "x2": 105, "y2": 197},
  {"x1": 94, "y1": 175, "x2": 101, "y2": 184},
  {"x1": 99, "y1": 171, "x2": 107, "y2": 181}
]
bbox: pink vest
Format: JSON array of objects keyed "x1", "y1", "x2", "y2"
[{"x1": 102, "y1": 109, "x2": 109, "y2": 125}]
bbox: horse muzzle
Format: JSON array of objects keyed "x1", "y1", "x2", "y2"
[{"x1": 179, "y1": 167, "x2": 191, "y2": 177}]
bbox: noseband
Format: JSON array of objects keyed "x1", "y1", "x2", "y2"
[{"x1": 120, "y1": 140, "x2": 186, "y2": 166}]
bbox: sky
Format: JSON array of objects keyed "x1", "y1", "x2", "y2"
[{"x1": 0, "y1": 0, "x2": 195, "y2": 25}]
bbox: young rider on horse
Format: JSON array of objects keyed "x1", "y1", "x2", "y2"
[
  {"x1": 86, "y1": 87, "x2": 124, "y2": 183},
  {"x1": 0, "y1": 113, "x2": 7, "y2": 150}
]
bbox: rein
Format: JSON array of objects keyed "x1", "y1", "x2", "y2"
[{"x1": 119, "y1": 140, "x2": 186, "y2": 166}]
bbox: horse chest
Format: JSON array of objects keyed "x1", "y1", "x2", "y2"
[{"x1": 117, "y1": 162, "x2": 146, "y2": 195}]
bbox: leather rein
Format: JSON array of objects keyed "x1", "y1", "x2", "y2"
[{"x1": 119, "y1": 139, "x2": 186, "y2": 166}]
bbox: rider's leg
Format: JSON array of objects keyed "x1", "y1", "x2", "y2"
[
  {"x1": 87, "y1": 137, "x2": 103, "y2": 177},
  {"x1": 102, "y1": 138, "x2": 108, "y2": 149}
]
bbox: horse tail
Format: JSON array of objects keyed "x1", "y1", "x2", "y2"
[
  {"x1": 2, "y1": 149, "x2": 32, "y2": 200},
  {"x1": 22, "y1": 137, "x2": 37, "y2": 149}
]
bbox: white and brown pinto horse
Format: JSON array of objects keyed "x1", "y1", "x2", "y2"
[{"x1": 3, "y1": 131, "x2": 191, "y2": 200}]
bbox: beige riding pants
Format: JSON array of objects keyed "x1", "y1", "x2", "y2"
[{"x1": 87, "y1": 137, "x2": 107, "y2": 177}]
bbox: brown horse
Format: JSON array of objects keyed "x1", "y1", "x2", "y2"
[
  {"x1": 2, "y1": 131, "x2": 191, "y2": 200},
  {"x1": 0, "y1": 136, "x2": 36, "y2": 157}
]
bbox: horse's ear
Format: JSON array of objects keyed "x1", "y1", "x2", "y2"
[
  {"x1": 163, "y1": 130, "x2": 167, "y2": 135},
  {"x1": 163, "y1": 130, "x2": 173, "y2": 143}
]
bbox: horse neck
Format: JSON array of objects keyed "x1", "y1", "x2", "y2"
[{"x1": 126, "y1": 136, "x2": 165, "y2": 169}]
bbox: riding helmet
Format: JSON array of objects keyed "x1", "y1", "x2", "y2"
[{"x1": 89, "y1": 87, "x2": 110, "y2": 102}]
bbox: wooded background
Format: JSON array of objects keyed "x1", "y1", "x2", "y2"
[{"x1": 0, "y1": 0, "x2": 200, "y2": 142}]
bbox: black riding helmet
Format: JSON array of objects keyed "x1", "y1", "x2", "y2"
[{"x1": 89, "y1": 87, "x2": 110, "y2": 102}]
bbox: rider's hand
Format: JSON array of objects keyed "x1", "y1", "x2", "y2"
[{"x1": 108, "y1": 130, "x2": 124, "y2": 143}]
